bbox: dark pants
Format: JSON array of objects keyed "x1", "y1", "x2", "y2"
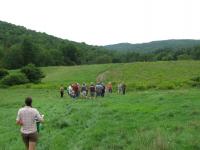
[
  {"x1": 101, "y1": 92, "x2": 105, "y2": 97},
  {"x1": 60, "y1": 91, "x2": 64, "y2": 97},
  {"x1": 96, "y1": 92, "x2": 101, "y2": 97},
  {"x1": 123, "y1": 89, "x2": 126, "y2": 95}
]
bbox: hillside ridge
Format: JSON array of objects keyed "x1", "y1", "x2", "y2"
[{"x1": 105, "y1": 39, "x2": 200, "y2": 53}]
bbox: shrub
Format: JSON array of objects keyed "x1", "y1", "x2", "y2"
[
  {"x1": 189, "y1": 76, "x2": 200, "y2": 87},
  {"x1": 189, "y1": 81, "x2": 200, "y2": 87},
  {"x1": 1, "y1": 73, "x2": 29, "y2": 86},
  {"x1": 0, "y1": 68, "x2": 9, "y2": 79},
  {"x1": 191, "y1": 76, "x2": 200, "y2": 82},
  {"x1": 21, "y1": 64, "x2": 45, "y2": 83}
]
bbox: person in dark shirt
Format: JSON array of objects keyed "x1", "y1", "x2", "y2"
[
  {"x1": 121, "y1": 83, "x2": 126, "y2": 95},
  {"x1": 101, "y1": 83, "x2": 105, "y2": 97},
  {"x1": 89, "y1": 82, "x2": 96, "y2": 99}
]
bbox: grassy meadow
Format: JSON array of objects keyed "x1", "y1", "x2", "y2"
[
  {"x1": 30, "y1": 60, "x2": 200, "y2": 90},
  {"x1": 1, "y1": 60, "x2": 200, "y2": 150}
]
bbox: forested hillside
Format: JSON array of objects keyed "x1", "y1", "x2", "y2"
[
  {"x1": 0, "y1": 21, "x2": 114, "y2": 69},
  {"x1": 105, "y1": 39, "x2": 200, "y2": 53},
  {"x1": 1, "y1": 20, "x2": 200, "y2": 69}
]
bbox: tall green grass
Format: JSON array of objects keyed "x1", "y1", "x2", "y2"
[
  {"x1": 1, "y1": 61, "x2": 200, "y2": 149},
  {"x1": 1, "y1": 89, "x2": 200, "y2": 149}
]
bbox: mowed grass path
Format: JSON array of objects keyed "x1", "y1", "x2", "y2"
[
  {"x1": 1, "y1": 88, "x2": 200, "y2": 150},
  {"x1": 40, "y1": 64, "x2": 114, "y2": 88}
]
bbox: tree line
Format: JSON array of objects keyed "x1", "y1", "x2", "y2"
[{"x1": 117, "y1": 46, "x2": 200, "y2": 62}]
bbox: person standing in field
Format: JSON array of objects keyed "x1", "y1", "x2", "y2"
[
  {"x1": 96, "y1": 82, "x2": 103, "y2": 97},
  {"x1": 107, "y1": 82, "x2": 112, "y2": 93},
  {"x1": 72, "y1": 83, "x2": 79, "y2": 98},
  {"x1": 118, "y1": 83, "x2": 122, "y2": 94},
  {"x1": 60, "y1": 85, "x2": 64, "y2": 98},
  {"x1": 77, "y1": 83, "x2": 81, "y2": 98},
  {"x1": 101, "y1": 82, "x2": 105, "y2": 97},
  {"x1": 89, "y1": 82, "x2": 96, "y2": 99},
  {"x1": 16, "y1": 97, "x2": 44, "y2": 150},
  {"x1": 81, "y1": 83, "x2": 87, "y2": 98},
  {"x1": 67, "y1": 84, "x2": 74, "y2": 98},
  {"x1": 121, "y1": 82, "x2": 126, "y2": 95}
]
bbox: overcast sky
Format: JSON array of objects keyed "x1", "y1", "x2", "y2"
[{"x1": 0, "y1": 0, "x2": 200, "y2": 45}]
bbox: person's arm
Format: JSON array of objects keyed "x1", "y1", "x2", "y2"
[
  {"x1": 16, "y1": 110, "x2": 23, "y2": 126},
  {"x1": 36, "y1": 110, "x2": 44, "y2": 123}
]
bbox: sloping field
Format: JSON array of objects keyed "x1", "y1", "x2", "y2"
[
  {"x1": 36, "y1": 61, "x2": 200, "y2": 90},
  {"x1": 42, "y1": 64, "x2": 113, "y2": 85},
  {"x1": 103, "y1": 61, "x2": 200, "y2": 90}
]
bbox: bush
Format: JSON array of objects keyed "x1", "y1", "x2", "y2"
[
  {"x1": 21, "y1": 64, "x2": 45, "y2": 83},
  {"x1": 0, "y1": 68, "x2": 9, "y2": 79},
  {"x1": 191, "y1": 76, "x2": 200, "y2": 82},
  {"x1": 1, "y1": 73, "x2": 29, "y2": 86},
  {"x1": 189, "y1": 76, "x2": 200, "y2": 87}
]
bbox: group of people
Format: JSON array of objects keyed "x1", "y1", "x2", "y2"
[{"x1": 60, "y1": 82, "x2": 126, "y2": 99}]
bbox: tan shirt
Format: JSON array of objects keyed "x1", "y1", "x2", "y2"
[
  {"x1": 16, "y1": 106, "x2": 43, "y2": 134},
  {"x1": 60, "y1": 87, "x2": 64, "y2": 92}
]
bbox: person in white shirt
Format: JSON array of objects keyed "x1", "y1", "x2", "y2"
[
  {"x1": 68, "y1": 84, "x2": 75, "y2": 98},
  {"x1": 16, "y1": 97, "x2": 44, "y2": 150}
]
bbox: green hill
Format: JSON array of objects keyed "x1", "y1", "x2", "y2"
[
  {"x1": 1, "y1": 20, "x2": 200, "y2": 69},
  {"x1": 105, "y1": 39, "x2": 200, "y2": 53},
  {"x1": 0, "y1": 20, "x2": 112, "y2": 68}
]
